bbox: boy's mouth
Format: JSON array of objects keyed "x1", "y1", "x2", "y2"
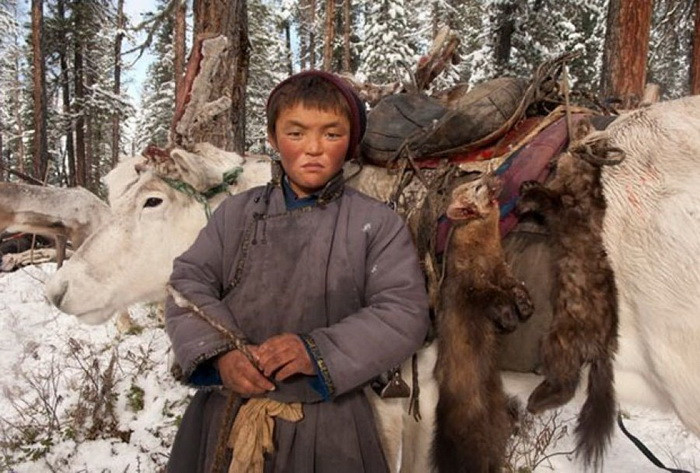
[{"x1": 302, "y1": 163, "x2": 324, "y2": 170}]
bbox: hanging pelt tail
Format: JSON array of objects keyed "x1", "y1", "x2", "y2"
[{"x1": 576, "y1": 356, "x2": 616, "y2": 469}]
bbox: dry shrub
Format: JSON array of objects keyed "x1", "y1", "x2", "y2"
[{"x1": 504, "y1": 405, "x2": 575, "y2": 472}]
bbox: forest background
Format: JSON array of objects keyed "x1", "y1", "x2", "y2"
[
  {"x1": 1, "y1": 1, "x2": 700, "y2": 471},
  {"x1": 0, "y1": 0, "x2": 698, "y2": 196}
]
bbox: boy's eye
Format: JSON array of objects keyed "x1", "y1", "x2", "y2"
[{"x1": 286, "y1": 131, "x2": 303, "y2": 138}]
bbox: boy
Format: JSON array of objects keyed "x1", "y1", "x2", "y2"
[{"x1": 165, "y1": 70, "x2": 429, "y2": 473}]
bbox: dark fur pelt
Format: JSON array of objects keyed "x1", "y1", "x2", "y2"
[
  {"x1": 517, "y1": 120, "x2": 620, "y2": 470},
  {"x1": 433, "y1": 176, "x2": 533, "y2": 473}
]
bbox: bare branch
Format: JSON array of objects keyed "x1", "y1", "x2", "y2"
[{"x1": 123, "y1": 0, "x2": 183, "y2": 66}]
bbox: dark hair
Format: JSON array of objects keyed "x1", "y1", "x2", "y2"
[
  {"x1": 267, "y1": 76, "x2": 350, "y2": 135},
  {"x1": 266, "y1": 70, "x2": 367, "y2": 160}
]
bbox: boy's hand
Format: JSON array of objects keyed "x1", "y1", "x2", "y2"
[
  {"x1": 257, "y1": 334, "x2": 315, "y2": 381},
  {"x1": 216, "y1": 348, "x2": 276, "y2": 395}
]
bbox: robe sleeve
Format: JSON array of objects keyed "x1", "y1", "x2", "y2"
[
  {"x1": 305, "y1": 205, "x2": 430, "y2": 397},
  {"x1": 165, "y1": 199, "x2": 245, "y2": 382}
]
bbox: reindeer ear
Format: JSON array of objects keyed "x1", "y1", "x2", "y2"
[
  {"x1": 169, "y1": 144, "x2": 245, "y2": 192},
  {"x1": 169, "y1": 148, "x2": 219, "y2": 192}
]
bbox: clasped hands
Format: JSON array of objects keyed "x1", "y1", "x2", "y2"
[{"x1": 215, "y1": 333, "x2": 315, "y2": 396}]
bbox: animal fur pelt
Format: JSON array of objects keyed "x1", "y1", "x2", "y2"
[
  {"x1": 433, "y1": 175, "x2": 533, "y2": 473},
  {"x1": 517, "y1": 119, "x2": 621, "y2": 469}
]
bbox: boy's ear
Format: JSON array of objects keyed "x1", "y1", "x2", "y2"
[{"x1": 267, "y1": 132, "x2": 278, "y2": 151}]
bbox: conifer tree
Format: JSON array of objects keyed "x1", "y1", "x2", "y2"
[
  {"x1": 134, "y1": 0, "x2": 176, "y2": 151},
  {"x1": 468, "y1": 0, "x2": 605, "y2": 90},
  {"x1": 647, "y1": 0, "x2": 695, "y2": 99},
  {"x1": 246, "y1": 0, "x2": 289, "y2": 153},
  {"x1": 0, "y1": 0, "x2": 31, "y2": 179},
  {"x1": 357, "y1": 0, "x2": 419, "y2": 83}
]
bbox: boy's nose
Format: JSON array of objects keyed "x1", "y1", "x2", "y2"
[{"x1": 305, "y1": 136, "x2": 323, "y2": 155}]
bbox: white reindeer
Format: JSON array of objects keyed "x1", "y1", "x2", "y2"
[
  {"x1": 0, "y1": 181, "x2": 110, "y2": 253},
  {"x1": 599, "y1": 95, "x2": 700, "y2": 436},
  {"x1": 31, "y1": 95, "x2": 700, "y2": 471}
]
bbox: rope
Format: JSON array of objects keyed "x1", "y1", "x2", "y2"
[
  {"x1": 616, "y1": 412, "x2": 691, "y2": 473},
  {"x1": 160, "y1": 166, "x2": 243, "y2": 219},
  {"x1": 408, "y1": 353, "x2": 421, "y2": 422}
]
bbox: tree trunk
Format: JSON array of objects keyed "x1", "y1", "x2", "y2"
[
  {"x1": 691, "y1": 0, "x2": 700, "y2": 95},
  {"x1": 31, "y1": 0, "x2": 49, "y2": 181},
  {"x1": 74, "y1": 29, "x2": 87, "y2": 187},
  {"x1": 432, "y1": 0, "x2": 439, "y2": 40},
  {"x1": 193, "y1": 0, "x2": 250, "y2": 153},
  {"x1": 322, "y1": 0, "x2": 335, "y2": 70},
  {"x1": 299, "y1": 0, "x2": 316, "y2": 69},
  {"x1": 0, "y1": 125, "x2": 4, "y2": 181},
  {"x1": 342, "y1": 0, "x2": 351, "y2": 72},
  {"x1": 174, "y1": 0, "x2": 187, "y2": 104},
  {"x1": 229, "y1": 0, "x2": 249, "y2": 154},
  {"x1": 57, "y1": 0, "x2": 75, "y2": 186},
  {"x1": 309, "y1": 0, "x2": 316, "y2": 68},
  {"x1": 600, "y1": 0, "x2": 653, "y2": 107},
  {"x1": 493, "y1": 0, "x2": 517, "y2": 75},
  {"x1": 85, "y1": 65, "x2": 95, "y2": 191},
  {"x1": 12, "y1": 53, "x2": 26, "y2": 175},
  {"x1": 284, "y1": 19, "x2": 293, "y2": 75},
  {"x1": 112, "y1": 0, "x2": 125, "y2": 167}
]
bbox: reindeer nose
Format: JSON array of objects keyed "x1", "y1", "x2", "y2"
[{"x1": 48, "y1": 280, "x2": 69, "y2": 308}]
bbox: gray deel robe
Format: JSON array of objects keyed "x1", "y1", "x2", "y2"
[{"x1": 165, "y1": 175, "x2": 430, "y2": 473}]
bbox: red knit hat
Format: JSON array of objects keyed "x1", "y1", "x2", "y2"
[{"x1": 266, "y1": 70, "x2": 367, "y2": 161}]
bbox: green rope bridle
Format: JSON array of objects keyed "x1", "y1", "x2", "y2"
[{"x1": 160, "y1": 167, "x2": 244, "y2": 219}]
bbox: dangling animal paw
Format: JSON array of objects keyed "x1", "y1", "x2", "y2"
[
  {"x1": 512, "y1": 283, "x2": 534, "y2": 321},
  {"x1": 527, "y1": 378, "x2": 578, "y2": 413},
  {"x1": 485, "y1": 303, "x2": 520, "y2": 333}
]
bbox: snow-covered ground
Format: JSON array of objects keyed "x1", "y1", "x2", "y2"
[
  {"x1": 0, "y1": 264, "x2": 191, "y2": 472},
  {"x1": 1, "y1": 264, "x2": 699, "y2": 472}
]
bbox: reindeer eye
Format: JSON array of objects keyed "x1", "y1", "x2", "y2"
[{"x1": 144, "y1": 197, "x2": 163, "y2": 208}]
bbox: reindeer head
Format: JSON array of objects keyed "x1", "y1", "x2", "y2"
[{"x1": 45, "y1": 145, "x2": 270, "y2": 324}]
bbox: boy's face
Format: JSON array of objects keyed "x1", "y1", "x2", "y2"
[{"x1": 269, "y1": 103, "x2": 350, "y2": 198}]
